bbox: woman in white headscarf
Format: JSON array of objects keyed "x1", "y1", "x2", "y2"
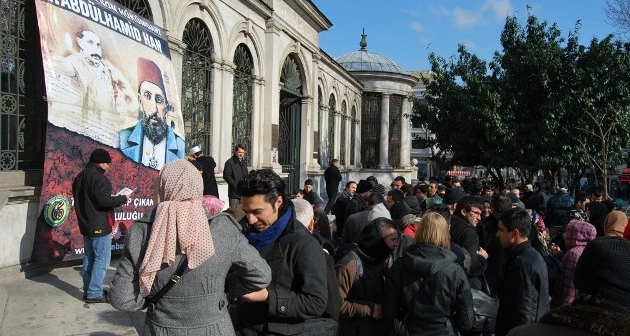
[{"x1": 110, "y1": 159, "x2": 271, "y2": 336}]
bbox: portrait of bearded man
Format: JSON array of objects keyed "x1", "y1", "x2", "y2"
[{"x1": 117, "y1": 57, "x2": 185, "y2": 170}]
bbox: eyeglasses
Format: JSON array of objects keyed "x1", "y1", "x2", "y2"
[{"x1": 470, "y1": 210, "x2": 482, "y2": 216}]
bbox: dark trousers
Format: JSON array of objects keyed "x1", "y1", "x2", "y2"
[{"x1": 324, "y1": 190, "x2": 338, "y2": 214}]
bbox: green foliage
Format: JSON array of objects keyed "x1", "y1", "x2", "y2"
[{"x1": 414, "y1": 11, "x2": 630, "y2": 189}]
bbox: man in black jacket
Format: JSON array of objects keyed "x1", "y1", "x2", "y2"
[
  {"x1": 224, "y1": 144, "x2": 248, "y2": 206},
  {"x1": 189, "y1": 145, "x2": 219, "y2": 198},
  {"x1": 236, "y1": 169, "x2": 330, "y2": 335},
  {"x1": 72, "y1": 148, "x2": 129, "y2": 303},
  {"x1": 450, "y1": 196, "x2": 488, "y2": 290},
  {"x1": 324, "y1": 159, "x2": 342, "y2": 214},
  {"x1": 495, "y1": 208, "x2": 549, "y2": 336}
]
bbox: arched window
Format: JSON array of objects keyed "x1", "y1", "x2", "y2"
[
  {"x1": 350, "y1": 105, "x2": 357, "y2": 165},
  {"x1": 389, "y1": 95, "x2": 403, "y2": 167},
  {"x1": 0, "y1": 0, "x2": 46, "y2": 170},
  {"x1": 317, "y1": 87, "x2": 323, "y2": 168},
  {"x1": 328, "y1": 94, "x2": 336, "y2": 160},
  {"x1": 112, "y1": 0, "x2": 153, "y2": 21},
  {"x1": 361, "y1": 93, "x2": 381, "y2": 168},
  {"x1": 340, "y1": 101, "x2": 347, "y2": 165},
  {"x1": 232, "y1": 44, "x2": 254, "y2": 152},
  {"x1": 181, "y1": 19, "x2": 214, "y2": 152}
]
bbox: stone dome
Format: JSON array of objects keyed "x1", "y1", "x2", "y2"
[{"x1": 336, "y1": 31, "x2": 405, "y2": 74}]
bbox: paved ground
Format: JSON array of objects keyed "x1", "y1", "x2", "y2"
[{"x1": 0, "y1": 258, "x2": 145, "y2": 336}]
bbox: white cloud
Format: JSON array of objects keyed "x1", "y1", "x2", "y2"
[
  {"x1": 434, "y1": 0, "x2": 514, "y2": 29},
  {"x1": 483, "y1": 0, "x2": 514, "y2": 20},
  {"x1": 411, "y1": 21, "x2": 424, "y2": 32},
  {"x1": 463, "y1": 40, "x2": 476, "y2": 50},
  {"x1": 452, "y1": 7, "x2": 484, "y2": 29}
]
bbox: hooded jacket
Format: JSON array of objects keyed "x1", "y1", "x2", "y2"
[
  {"x1": 384, "y1": 244, "x2": 474, "y2": 336},
  {"x1": 554, "y1": 220, "x2": 596, "y2": 307},
  {"x1": 335, "y1": 219, "x2": 394, "y2": 336}
]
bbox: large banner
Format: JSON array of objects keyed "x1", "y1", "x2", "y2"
[{"x1": 33, "y1": 0, "x2": 186, "y2": 262}]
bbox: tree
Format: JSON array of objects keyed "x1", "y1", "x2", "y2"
[
  {"x1": 606, "y1": 0, "x2": 630, "y2": 34},
  {"x1": 569, "y1": 35, "x2": 630, "y2": 197},
  {"x1": 413, "y1": 11, "x2": 630, "y2": 195}
]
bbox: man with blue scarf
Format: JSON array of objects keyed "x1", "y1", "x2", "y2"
[{"x1": 233, "y1": 169, "x2": 330, "y2": 336}]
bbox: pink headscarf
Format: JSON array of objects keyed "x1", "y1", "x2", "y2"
[
  {"x1": 202, "y1": 195, "x2": 225, "y2": 216},
  {"x1": 139, "y1": 160, "x2": 215, "y2": 297}
]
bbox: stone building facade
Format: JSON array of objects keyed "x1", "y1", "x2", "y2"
[{"x1": 0, "y1": 0, "x2": 416, "y2": 277}]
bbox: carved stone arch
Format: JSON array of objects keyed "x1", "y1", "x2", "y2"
[
  {"x1": 173, "y1": 3, "x2": 227, "y2": 61},
  {"x1": 278, "y1": 44, "x2": 311, "y2": 97},
  {"x1": 232, "y1": 44, "x2": 254, "y2": 153},
  {"x1": 181, "y1": 18, "x2": 214, "y2": 154},
  {"x1": 227, "y1": 21, "x2": 265, "y2": 77}
]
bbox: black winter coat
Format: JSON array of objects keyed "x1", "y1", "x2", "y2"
[
  {"x1": 223, "y1": 156, "x2": 248, "y2": 199},
  {"x1": 384, "y1": 244, "x2": 474, "y2": 336},
  {"x1": 496, "y1": 241, "x2": 550, "y2": 336},
  {"x1": 545, "y1": 192, "x2": 573, "y2": 228},
  {"x1": 196, "y1": 155, "x2": 219, "y2": 197},
  {"x1": 237, "y1": 209, "x2": 328, "y2": 336},
  {"x1": 324, "y1": 165, "x2": 342, "y2": 195},
  {"x1": 72, "y1": 163, "x2": 127, "y2": 237},
  {"x1": 449, "y1": 215, "x2": 487, "y2": 289}
]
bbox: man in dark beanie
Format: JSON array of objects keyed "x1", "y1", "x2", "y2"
[
  {"x1": 72, "y1": 148, "x2": 130, "y2": 303},
  {"x1": 506, "y1": 236, "x2": 630, "y2": 336}
]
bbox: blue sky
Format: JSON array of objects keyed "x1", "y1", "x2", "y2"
[{"x1": 313, "y1": 0, "x2": 621, "y2": 71}]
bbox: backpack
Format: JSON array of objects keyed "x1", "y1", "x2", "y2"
[{"x1": 335, "y1": 248, "x2": 364, "y2": 287}]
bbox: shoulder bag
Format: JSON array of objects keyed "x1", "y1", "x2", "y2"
[
  {"x1": 463, "y1": 274, "x2": 499, "y2": 333},
  {"x1": 145, "y1": 256, "x2": 188, "y2": 307}
]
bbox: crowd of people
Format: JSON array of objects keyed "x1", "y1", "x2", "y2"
[{"x1": 73, "y1": 149, "x2": 630, "y2": 336}]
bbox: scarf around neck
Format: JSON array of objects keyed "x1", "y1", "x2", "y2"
[{"x1": 248, "y1": 204, "x2": 293, "y2": 251}]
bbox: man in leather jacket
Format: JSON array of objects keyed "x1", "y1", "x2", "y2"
[{"x1": 495, "y1": 208, "x2": 550, "y2": 336}]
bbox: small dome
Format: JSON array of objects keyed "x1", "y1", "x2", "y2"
[
  {"x1": 335, "y1": 30, "x2": 405, "y2": 74},
  {"x1": 336, "y1": 50, "x2": 405, "y2": 74}
]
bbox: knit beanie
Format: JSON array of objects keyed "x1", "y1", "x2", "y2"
[
  {"x1": 356, "y1": 179, "x2": 374, "y2": 194},
  {"x1": 89, "y1": 148, "x2": 112, "y2": 163},
  {"x1": 372, "y1": 183, "x2": 386, "y2": 196},
  {"x1": 574, "y1": 236, "x2": 630, "y2": 306}
]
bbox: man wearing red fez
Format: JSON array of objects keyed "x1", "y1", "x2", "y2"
[{"x1": 117, "y1": 58, "x2": 185, "y2": 170}]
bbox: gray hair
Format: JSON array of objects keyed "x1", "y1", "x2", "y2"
[{"x1": 292, "y1": 198, "x2": 314, "y2": 229}]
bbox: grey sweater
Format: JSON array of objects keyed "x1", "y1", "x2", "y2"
[{"x1": 109, "y1": 212, "x2": 271, "y2": 336}]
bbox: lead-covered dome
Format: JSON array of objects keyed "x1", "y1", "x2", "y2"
[{"x1": 336, "y1": 31, "x2": 405, "y2": 74}]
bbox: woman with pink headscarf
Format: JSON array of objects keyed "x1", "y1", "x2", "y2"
[{"x1": 109, "y1": 160, "x2": 271, "y2": 336}]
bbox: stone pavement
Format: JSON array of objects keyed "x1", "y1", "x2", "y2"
[{"x1": 0, "y1": 258, "x2": 145, "y2": 336}]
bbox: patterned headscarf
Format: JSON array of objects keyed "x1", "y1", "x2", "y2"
[{"x1": 139, "y1": 160, "x2": 215, "y2": 297}]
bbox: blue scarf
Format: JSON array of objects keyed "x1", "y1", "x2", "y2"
[{"x1": 248, "y1": 204, "x2": 293, "y2": 251}]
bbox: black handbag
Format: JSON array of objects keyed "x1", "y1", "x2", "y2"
[
  {"x1": 464, "y1": 275, "x2": 499, "y2": 333},
  {"x1": 392, "y1": 275, "x2": 431, "y2": 336}
]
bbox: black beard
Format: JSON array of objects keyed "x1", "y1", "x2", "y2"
[{"x1": 141, "y1": 113, "x2": 168, "y2": 144}]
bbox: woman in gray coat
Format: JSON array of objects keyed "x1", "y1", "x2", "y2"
[{"x1": 109, "y1": 160, "x2": 271, "y2": 336}]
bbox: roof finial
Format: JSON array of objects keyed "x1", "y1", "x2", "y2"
[{"x1": 359, "y1": 29, "x2": 367, "y2": 50}]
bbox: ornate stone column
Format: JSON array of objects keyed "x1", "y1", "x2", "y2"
[
  {"x1": 219, "y1": 61, "x2": 235, "y2": 169},
  {"x1": 379, "y1": 93, "x2": 391, "y2": 169}
]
